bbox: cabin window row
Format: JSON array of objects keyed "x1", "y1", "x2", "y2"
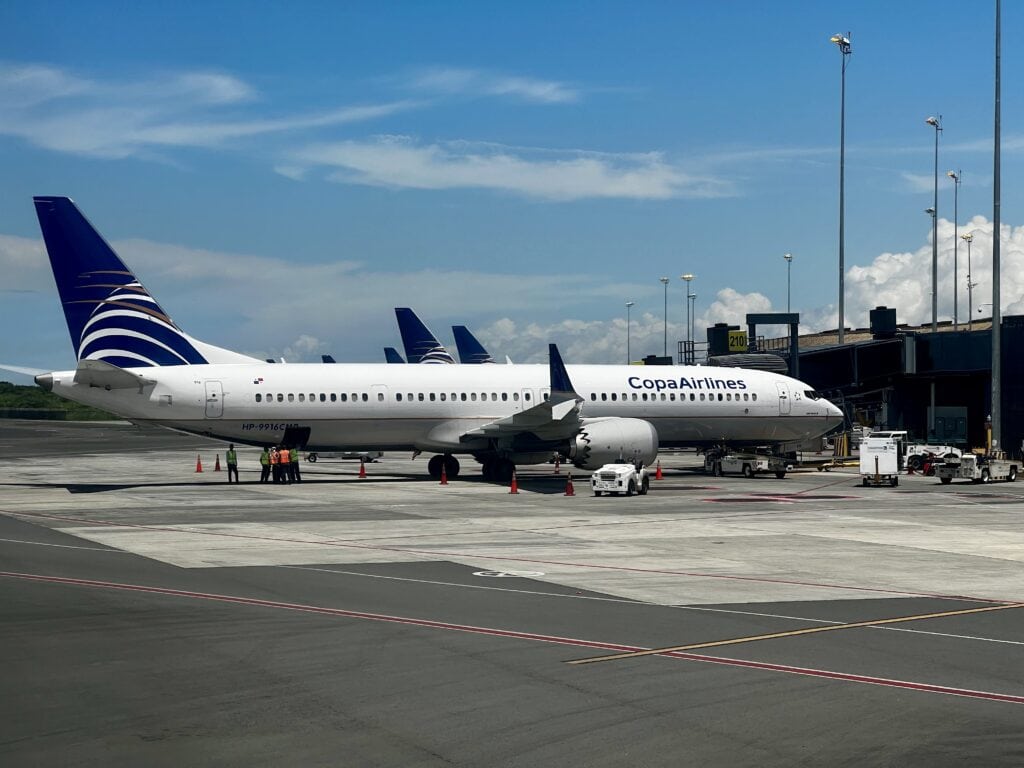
[
  {"x1": 588, "y1": 391, "x2": 757, "y2": 403},
  {"x1": 254, "y1": 391, "x2": 536, "y2": 404}
]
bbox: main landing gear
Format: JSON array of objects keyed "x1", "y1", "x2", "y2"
[
  {"x1": 480, "y1": 457, "x2": 516, "y2": 482},
  {"x1": 427, "y1": 454, "x2": 461, "y2": 480}
]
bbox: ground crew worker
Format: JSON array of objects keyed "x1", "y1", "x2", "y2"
[
  {"x1": 259, "y1": 447, "x2": 271, "y2": 483},
  {"x1": 289, "y1": 446, "x2": 301, "y2": 483},
  {"x1": 278, "y1": 444, "x2": 292, "y2": 483},
  {"x1": 270, "y1": 446, "x2": 280, "y2": 483},
  {"x1": 226, "y1": 444, "x2": 239, "y2": 483}
]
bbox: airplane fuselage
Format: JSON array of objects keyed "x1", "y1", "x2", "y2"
[{"x1": 43, "y1": 361, "x2": 840, "y2": 453}]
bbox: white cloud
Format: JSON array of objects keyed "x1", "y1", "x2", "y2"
[
  {"x1": 287, "y1": 136, "x2": 733, "y2": 201},
  {"x1": 409, "y1": 67, "x2": 579, "y2": 103},
  {"x1": 0, "y1": 235, "x2": 50, "y2": 292},
  {"x1": 0, "y1": 62, "x2": 418, "y2": 159},
  {"x1": 846, "y1": 215, "x2": 1024, "y2": 327},
  {"x1": 900, "y1": 172, "x2": 937, "y2": 194}
]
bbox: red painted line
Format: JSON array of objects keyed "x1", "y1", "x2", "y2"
[
  {"x1": 1, "y1": 509, "x2": 1014, "y2": 605},
  {"x1": 3, "y1": 569, "x2": 1022, "y2": 705}
]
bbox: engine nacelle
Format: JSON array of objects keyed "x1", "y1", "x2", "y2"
[{"x1": 569, "y1": 418, "x2": 659, "y2": 471}]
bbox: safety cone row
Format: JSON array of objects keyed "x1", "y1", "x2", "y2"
[
  {"x1": 358, "y1": 459, "x2": 367, "y2": 479},
  {"x1": 440, "y1": 464, "x2": 448, "y2": 485},
  {"x1": 564, "y1": 473, "x2": 575, "y2": 496},
  {"x1": 214, "y1": 454, "x2": 222, "y2": 472},
  {"x1": 554, "y1": 456, "x2": 560, "y2": 474},
  {"x1": 195, "y1": 454, "x2": 203, "y2": 473},
  {"x1": 509, "y1": 471, "x2": 519, "y2": 494},
  {"x1": 654, "y1": 460, "x2": 663, "y2": 480}
]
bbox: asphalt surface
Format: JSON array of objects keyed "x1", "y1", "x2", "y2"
[{"x1": 2, "y1": 420, "x2": 1023, "y2": 767}]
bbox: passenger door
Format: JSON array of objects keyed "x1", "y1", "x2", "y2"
[{"x1": 775, "y1": 382, "x2": 790, "y2": 415}]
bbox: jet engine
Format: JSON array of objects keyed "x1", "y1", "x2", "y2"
[{"x1": 568, "y1": 418, "x2": 659, "y2": 470}]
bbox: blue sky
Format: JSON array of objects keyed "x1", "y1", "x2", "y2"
[{"x1": 1, "y1": 0, "x2": 1022, "y2": 379}]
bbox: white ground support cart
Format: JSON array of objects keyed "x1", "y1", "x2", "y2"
[
  {"x1": 859, "y1": 435, "x2": 901, "y2": 487},
  {"x1": 935, "y1": 454, "x2": 1019, "y2": 484},
  {"x1": 591, "y1": 462, "x2": 650, "y2": 496},
  {"x1": 703, "y1": 452, "x2": 789, "y2": 479}
]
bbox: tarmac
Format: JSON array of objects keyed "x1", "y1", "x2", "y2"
[{"x1": 2, "y1": 420, "x2": 1023, "y2": 767}]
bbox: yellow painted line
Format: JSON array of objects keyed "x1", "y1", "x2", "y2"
[{"x1": 567, "y1": 601, "x2": 1024, "y2": 665}]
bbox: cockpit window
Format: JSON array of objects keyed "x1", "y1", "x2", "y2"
[{"x1": 805, "y1": 390, "x2": 822, "y2": 400}]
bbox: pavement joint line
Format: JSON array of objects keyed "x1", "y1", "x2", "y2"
[
  {"x1": 2, "y1": 507, "x2": 1016, "y2": 606},
  {"x1": 566, "y1": 601, "x2": 1024, "y2": 665},
  {"x1": 2, "y1": 568, "x2": 1022, "y2": 706}
]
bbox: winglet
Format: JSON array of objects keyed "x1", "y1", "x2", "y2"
[{"x1": 549, "y1": 344, "x2": 576, "y2": 395}]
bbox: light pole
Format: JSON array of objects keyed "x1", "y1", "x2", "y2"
[
  {"x1": 659, "y1": 277, "x2": 670, "y2": 357},
  {"x1": 680, "y1": 273, "x2": 694, "y2": 362},
  {"x1": 926, "y1": 115, "x2": 942, "y2": 332},
  {"x1": 783, "y1": 253, "x2": 793, "y2": 313},
  {"x1": 961, "y1": 233, "x2": 976, "y2": 330},
  {"x1": 831, "y1": 33, "x2": 852, "y2": 344},
  {"x1": 947, "y1": 170, "x2": 961, "y2": 329},
  {"x1": 626, "y1": 301, "x2": 635, "y2": 364}
]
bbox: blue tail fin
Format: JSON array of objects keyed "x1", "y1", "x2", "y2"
[
  {"x1": 34, "y1": 197, "x2": 256, "y2": 368},
  {"x1": 452, "y1": 325, "x2": 495, "y2": 364},
  {"x1": 384, "y1": 347, "x2": 406, "y2": 364},
  {"x1": 395, "y1": 307, "x2": 455, "y2": 364}
]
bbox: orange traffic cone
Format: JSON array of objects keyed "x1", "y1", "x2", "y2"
[
  {"x1": 564, "y1": 473, "x2": 575, "y2": 496},
  {"x1": 509, "y1": 471, "x2": 519, "y2": 494},
  {"x1": 195, "y1": 454, "x2": 203, "y2": 473},
  {"x1": 214, "y1": 454, "x2": 222, "y2": 472},
  {"x1": 554, "y1": 456, "x2": 560, "y2": 474},
  {"x1": 440, "y1": 464, "x2": 448, "y2": 485},
  {"x1": 358, "y1": 459, "x2": 367, "y2": 479},
  {"x1": 655, "y1": 461, "x2": 663, "y2": 480}
]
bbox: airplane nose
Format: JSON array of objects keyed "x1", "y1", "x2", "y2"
[{"x1": 826, "y1": 399, "x2": 844, "y2": 425}]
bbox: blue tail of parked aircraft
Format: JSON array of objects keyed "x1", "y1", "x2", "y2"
[
  {"x1": 452, "y1": 325, "x2": 495, "y2": 364},
  {"x1": 384, "y1": 347, "x2": 406, "y2": 364},
  {"x1": 395, "y1": 307, "x2": 456, "y2": 364},
  {"x1": 33, "y1": 196, "x2": 256, "y2": 368}
]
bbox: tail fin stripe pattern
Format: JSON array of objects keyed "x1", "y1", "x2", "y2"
[{"x1": 34, "y1": 196, "x2": 208, "y2": 367}]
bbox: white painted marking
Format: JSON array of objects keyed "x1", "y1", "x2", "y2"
[
  {"x1": 283, "y1": 566, "x2": 1024, "y2": 648},
  {"x1": 472, "y1": 570, "x2": 546, "y2": 578}
]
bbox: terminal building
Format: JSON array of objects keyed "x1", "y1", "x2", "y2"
[{"x1": 687, "y1": 307, "x2": 1023, "y2": 456}]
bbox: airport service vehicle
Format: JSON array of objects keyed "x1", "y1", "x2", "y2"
[
  {"x1": 859, "y1": 435, "x2": 901, "y2": 486},
  {"x1": 935, "y1": 454, "x2": 1019, "y2": 484},
  {"x1": 306, "y1": 450, "x2": 383, "y2": 463},
  {"x1": 17, "y1": 197, "x2": 843, "y2": 483},
  {"x1": 591, "y1": 462, "x2": 650, "y2": 496},
  {"x1": 704, "y1": 451, "x2": 789, "y2": 478},
  {"x1": 906, "y1": 443, "x2": 961, "y2": 470}
]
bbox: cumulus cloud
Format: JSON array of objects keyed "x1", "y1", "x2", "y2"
[
  {"x1": 286, "y1": 135, "x2": 733, "y2": 201},
  {"x1": 846, "y1": 215, "x2": 1024, "y2": 327},
  {"x1": 408, "y1": 66, "x2": 580, "y2": 103}
]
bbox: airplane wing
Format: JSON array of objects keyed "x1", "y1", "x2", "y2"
[{"x1": 461, "y1": 344, "x2": 582, "y2": 442}]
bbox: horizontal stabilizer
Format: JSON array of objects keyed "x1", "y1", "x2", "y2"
[
  {"x1": 74, "y1": 359, "x2": 155, "y2": 390},
  {"x1": 0, "y1": 363, "x2": 48, "y2": 378}
]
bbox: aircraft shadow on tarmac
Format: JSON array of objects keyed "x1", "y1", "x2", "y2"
[{"x1": 1, "y1": 474, "x2": 581, "y2": 494}]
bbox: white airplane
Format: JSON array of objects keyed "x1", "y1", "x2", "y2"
[{"x1": 27, "y1": 196, "x2": 843, "y2": 481}]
